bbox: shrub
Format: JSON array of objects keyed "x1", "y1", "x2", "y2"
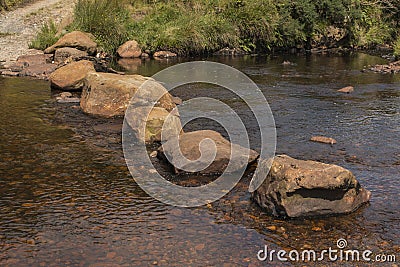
[{"x1": 29, "y1": 20, "x2": 58, "y2": 50}]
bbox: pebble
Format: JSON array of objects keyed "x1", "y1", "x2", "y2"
[
  {"x1": 312, "y1": 226, "x2": 322, "y2": 231},
  {"x1": 310, "y1": 136, "x2": 337, "y2": 144},
  {"x1": 337, "y1": 86, "x2": 354, "y2": 93}
]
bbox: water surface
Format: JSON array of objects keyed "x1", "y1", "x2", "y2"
[{"x1": 0, "y1": 53, "x2": 399, "y2": 266}]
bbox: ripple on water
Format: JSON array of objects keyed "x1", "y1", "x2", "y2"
[{"x1": 1, "y1": 53, "x2": 399, "y2": 266}]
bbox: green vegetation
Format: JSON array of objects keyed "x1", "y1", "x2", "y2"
[
  {"x1": 29, "y1": 20, "x2": 58, "y2": 50},
  {"x1": 70, "y1": 0, "x2": 131, "y2": 53},
  {"x1": 0, "y1": 0, "x2": 34, "y2": 11},
  {"x1": 33, "y1": 0, "x2": 400, "y2": 55},
  {"x1": 394, "y1": 37, "x2": 400, "y2": 57}
]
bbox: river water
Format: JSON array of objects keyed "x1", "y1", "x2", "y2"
[{"x1": 0, "y1": 53, "x2": 399, "y2": 266}]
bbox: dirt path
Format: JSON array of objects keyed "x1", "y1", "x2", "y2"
[{"x1": 0, "y1": 0, "x2": 75, "y2": 63}]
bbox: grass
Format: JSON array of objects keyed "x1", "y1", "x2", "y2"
[
  {"x1": 29, "y1": 20, "x2": 59, "y2": 50},
  {"x1": 69, "y1": 0, "x2": 131, "y2": 54},
  {"x1": 394, "y1": 37, "x2": 400, "y2": 58},
  {"x1": 28, "y1": 0, "x2": 400, "y2": 56},
  {"x1": 0, "y1": 0, "x2": 35, "y2": 11}
]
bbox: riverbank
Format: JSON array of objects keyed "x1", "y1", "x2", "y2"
[{"x1": 0, "y1": 0, "x2": 74, "y2": 63}]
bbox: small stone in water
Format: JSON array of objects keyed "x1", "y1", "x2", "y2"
[
  {"x1": 310, "y1": 136, "x2": 337, "y2": 144},
  {"x1": 312, "y1": 226, "x2": 322, "y2": 231}
]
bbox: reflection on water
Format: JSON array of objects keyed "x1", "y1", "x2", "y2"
[{"x1": 1, "y1": 53, "x2": 399, "y2": 266}]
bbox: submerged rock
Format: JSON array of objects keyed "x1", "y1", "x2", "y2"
[
  {"x1": 49, "y1": 60, "x2": 95, "y2": 90},
  {"x1": 44, "y1": 31, "x2": 97, "y2": 55},
  {"x1": 310, "y1": 136, "x2": 337, "y2": 144},
  {"x1": 158, "y1": 130, "x2": 259, "y2": 174},
  {"x1": 252, "y1": 155, "x2": 371, "y2": 218},
  {"x1": 368, "y1": 60, "x2": 400, "y2": 74}
]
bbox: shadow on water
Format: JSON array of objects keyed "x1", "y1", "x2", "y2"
[{"x1": 0, "y1": 52, "x2": 399, "y2": 266}]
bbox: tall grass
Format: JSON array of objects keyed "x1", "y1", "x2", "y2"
[
  {"x1": 65, "y1": 0, "x2": 400, "y2": 55},
  {"x1": 29, "y1": 20, "x2": 58, "y2": 50},
  {"x1": 71, "y1": 0, "x2": 131, "y2": 53}
]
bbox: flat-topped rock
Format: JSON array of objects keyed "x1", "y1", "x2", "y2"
[
  {"x1": 80, "y1": 72, "x2": 176, "y2": 117},
  {"x1": 44, "y1": 31, "x2": 97, "y2": 55},
  {"x1": 252, "y1": 155, "x2": 371, "y2": 218},
  {"x1": 49, "y1": 60, "x2": 95, "y2": 90},
  {"x1": 158, "y1": 130, "x2": 259, "y2": 174}
]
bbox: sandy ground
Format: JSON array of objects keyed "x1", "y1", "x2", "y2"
[{"x1": 0, "y1": 0, "x2": 75, "y2": 63}]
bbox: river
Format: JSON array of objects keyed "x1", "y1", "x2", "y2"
[{"x1": 0, "y1": 53, "x2": 399, "y2": 266}]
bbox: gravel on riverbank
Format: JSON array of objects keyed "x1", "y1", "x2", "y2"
[{"x1": 0, "y1": 0, "x2": 75, "y2": 63}]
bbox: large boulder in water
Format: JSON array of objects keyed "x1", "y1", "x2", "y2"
[
  {"x1": 80, "y1": 72, "x2": 176, "y2": 118},
  {"x1": 158, "y1": 130, "x2": 259, "y2": 174},
  {"x1": 252, "y1": 155, "x2": 371, "y2": 218},
  {"x1": 49, "y1": 60, "x2": 95, "y2": 90},
  {"x1": 44, "y1": 31, "x2": 97, "y2": 55}
]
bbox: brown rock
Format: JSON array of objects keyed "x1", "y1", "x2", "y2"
[
  {"x1": 172, "y1": 96, "x2": 183, "y2": 105},
  {"x1": 153, "y1": 51, "x2": 177, "y2": 58},
  {"x1": 252, "y1": 155, "x2": 371, "y2": 218},
  {"x1": 1, "y1": 70, "x2": 19, "y2": 76},
  {"x1": 49, "y1": 60, "x2": 95, "y2": 90},
  {"x1": 80, "y1": 72, "x2": 176, "y2": 117},
  {"x1": 117, "y1": 40, "x2": 142, "y2": 58},
  {"x1": 337, "y1": 86, "x2": 354, "y2": 93},
  {"x1": 17, "y1": 54, "x2": 48, "y2": 66},
  {"x1": 54, "y1": 47, "x2": 88, "y2": 63},
  {"x1": 44, "y1": 31, "x2": 97, "y2": 55},
  {"x1": 310, "y1": 136, "x2": 337, "y2": 144},
  {"x1": 19, "y1": 63, "x2": 58, "y2": 79},
  {"x1": 158, "y1": 130, "x2": 259, "y2": 174}
]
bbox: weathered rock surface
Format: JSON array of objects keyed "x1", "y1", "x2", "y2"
[
  {"x1": 153, "y1": 51, "x2": 177, "y2": 58},
  {"x1": 44, "y1": 31, "x2": 97, "y2": 55},
  {"x1": 49, "y1": 60, "x2": 95, "y2": 90},
  {"x1": 125, "y1": 107, "x2": 182, "y2": 143},
  {"x1": 252, "y1": 155, "x2": 371, "y2": 218},
  {"x1": 80, "y1": 72, "x2": 176, "y2": 117},
  {"x1": 1, "y1": 52, "x2": 56, "y2": 79},
  {"x1": 17, "y1": 53, "x2": 51, "y2": 66},
  {"x1": 337, "y1": 86, "x2": 354, "y2": 93},
  {"x1": 19, "y1": 63, "x2": 58, "y2": 79},
  {"x1": 54, "y1": 47, "x2": 88, "y2": 63},
  {"x1": 158, "y1": 130, "x2": 259, "y2": 174},
  {"x1": 117, "y1": 40, "x2": 142, "y2": 58},
  {"x1": 310, "y1": 136, "x2": 337, "y2": 144}
]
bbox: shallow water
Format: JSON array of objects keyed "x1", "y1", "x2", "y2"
[{"x1": 0, "y1": 53, "x2": 399, "y2": 266}]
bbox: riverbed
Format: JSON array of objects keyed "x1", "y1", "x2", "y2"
[{"x1": 0, "y1": 53, "x2": 399, "y2": 266}]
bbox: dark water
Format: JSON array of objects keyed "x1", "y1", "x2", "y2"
[{"x1": 0, "y1": 53, "x2": 399, "y2": 266}]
